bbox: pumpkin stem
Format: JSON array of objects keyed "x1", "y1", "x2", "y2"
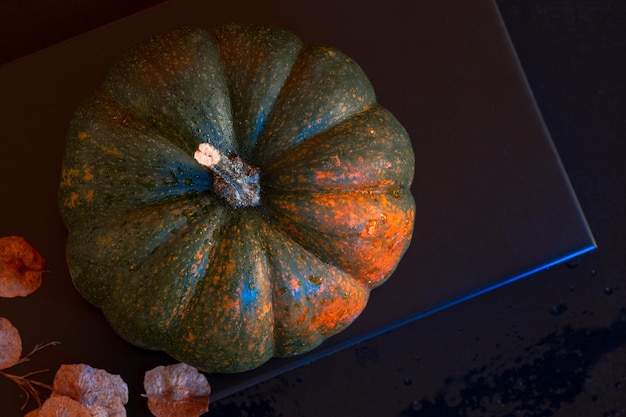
[{"x1": 194, "y1": 142, "x2": 261, "y2": 209}]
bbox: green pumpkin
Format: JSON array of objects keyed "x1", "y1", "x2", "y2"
[{"x1": 58, "y1": 24, "x2": 415, "y2": 373}]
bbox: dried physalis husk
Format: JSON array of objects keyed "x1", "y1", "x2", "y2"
[
  {"x1": 24, "y1": 395, "x2": 91, "y2": 417},
  {"x1": 0, "y1": 317, "x2": 22, "y2": 370},
  {"x1": 52, "y1": 364, "x2": 128, "y2": 417},
  {"x1": 143, "y1": 363, "x2": 210, "y2": 417},
  {"x1": 0, "y1": 236, "x2": 45, "y2": 298}
]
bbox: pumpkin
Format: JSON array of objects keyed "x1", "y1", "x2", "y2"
[{"x1": 58, "y1": 24, "x2": 415, "y2": 373}]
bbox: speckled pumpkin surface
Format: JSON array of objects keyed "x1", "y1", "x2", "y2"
[{"x1": 58, "y1": 24, "x2": 415, "y2": 373}]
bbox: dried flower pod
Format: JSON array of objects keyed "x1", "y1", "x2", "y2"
[
  {"x1": 0, "y1": 317, "x2": 22, "y2": 370},
  {"x1": 52, "y1": 364, "x2": 128, "y2": 417},
  {"x1": 25, "y1": 395, "x2": 91, "y2": 417},
  {"x1": 143, "y1": 363, "x2": 210, "y2": 417},
  {"x1": 0, "y1": 236, "x2": 45, "y2": 298}
]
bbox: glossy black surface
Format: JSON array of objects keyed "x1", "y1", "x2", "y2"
[{"x1": 1, "y1": 0, "x2": 621, "y2": 415}]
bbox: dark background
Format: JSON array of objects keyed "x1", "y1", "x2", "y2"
[{"x1": 1, "y1": 1, "x2": 624, "y2": 416}]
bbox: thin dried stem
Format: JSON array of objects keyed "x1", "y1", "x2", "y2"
[
  {"x1": 0, "y1": 369, "x2": 53, "y2": 409},
  {"x1": 0, "y1": 340, "x2": 59, "y2": 409}
]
